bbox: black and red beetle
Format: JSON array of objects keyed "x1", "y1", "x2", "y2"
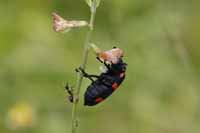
[{"x1": 66, "y1": 47, "x2": 127, "y2": 106}]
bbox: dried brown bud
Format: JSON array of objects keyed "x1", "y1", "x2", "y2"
[
  {"x1": 99, "y1": 48, "x2": 124, "y2": 64},
  {"x1": 91, "y1": 44, "x2": 124, "y2": 64},
  {"x1": 52, "y1": 12, "x2": 88, "y2": 32}
]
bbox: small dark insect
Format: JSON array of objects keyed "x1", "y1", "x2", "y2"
[{"x1": 66, "y1": 47, "x2": 127, "y2": 106}]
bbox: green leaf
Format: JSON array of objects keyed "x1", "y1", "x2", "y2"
[{"x1": 85, "y1": 0, "x2": 101, "y2": 8}]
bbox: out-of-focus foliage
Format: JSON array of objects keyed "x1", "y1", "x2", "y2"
[{"x1": 0, "y1": 0, "x2": 200, "y2": 133}]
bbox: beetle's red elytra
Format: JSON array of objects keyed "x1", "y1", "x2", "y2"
[
  {"x1": 112, "y1": 82, "x2": 119, "y2": 90},
  {"x1": 95, "y1": 97, "x2": 104, "y2": 103}
]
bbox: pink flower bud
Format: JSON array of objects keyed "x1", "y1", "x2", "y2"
[{"x1": 52, "y1": 12, "x2": 88, "y2": 32}]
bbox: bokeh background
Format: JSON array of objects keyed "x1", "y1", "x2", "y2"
[{"x1": 1, "y1": 0, "x2": 200, "y2": 133}]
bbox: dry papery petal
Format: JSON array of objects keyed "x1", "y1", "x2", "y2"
[{"x1": 52, "y1": 12, "x2": 88, "y2": 32}]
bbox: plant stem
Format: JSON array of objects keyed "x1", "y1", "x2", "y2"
[{"x1": 71, "y1": 4, "x2": 97, "y2": 133}]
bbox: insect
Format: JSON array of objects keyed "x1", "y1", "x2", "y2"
[{"x1": 65, "y1": 47, "x2": 127, "y2": 106}]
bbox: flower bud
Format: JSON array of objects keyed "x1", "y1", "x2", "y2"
[
  {"x1": 52, "y1": 13, "x2": 88, "y2": 32},
  {"x1": 91, "y1": 44, "x2": 124, "y2": 64}
]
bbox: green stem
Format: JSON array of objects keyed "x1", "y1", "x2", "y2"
[{"x1": 71, "y1": 4, "x2": 97, "y2": 133}]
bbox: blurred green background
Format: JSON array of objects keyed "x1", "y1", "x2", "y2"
[{"x1": 1, "y1": 0, "x2": 200, "y2": 133}]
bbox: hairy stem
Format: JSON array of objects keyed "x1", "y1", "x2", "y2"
[{"x1": 71, "y1": 4, "x2": 97, "y2": 133}]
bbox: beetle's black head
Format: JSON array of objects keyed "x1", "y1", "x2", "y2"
[{"x1": 110, "y1": 59, "x2": 127, "y2": 73}]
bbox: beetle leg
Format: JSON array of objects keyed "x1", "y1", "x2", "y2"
[
  {"x1": 96, "y1": 57, "x2": 112, "y2": 71},
  {"x1": 75, "y1": 67, "x2": 94, "y2": 82},
  {"x1": 75, "y1": 67, "x2": 88, "y2": 77},
  {"x1": 96, "y1": 57, "x2": 104, "y2": 63},
  {"x1": 75, "y1": 67, "x2": 99, "y2": 82},
  {"x1": 103, "y1": 61, "x2": 111, "y2": 70},
  {"x1": 88, "y1": 74, "x2": 100, "y2": 78},
  {"x1": 65, "y1": 83, "x2": 73, "y2": 103}
]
